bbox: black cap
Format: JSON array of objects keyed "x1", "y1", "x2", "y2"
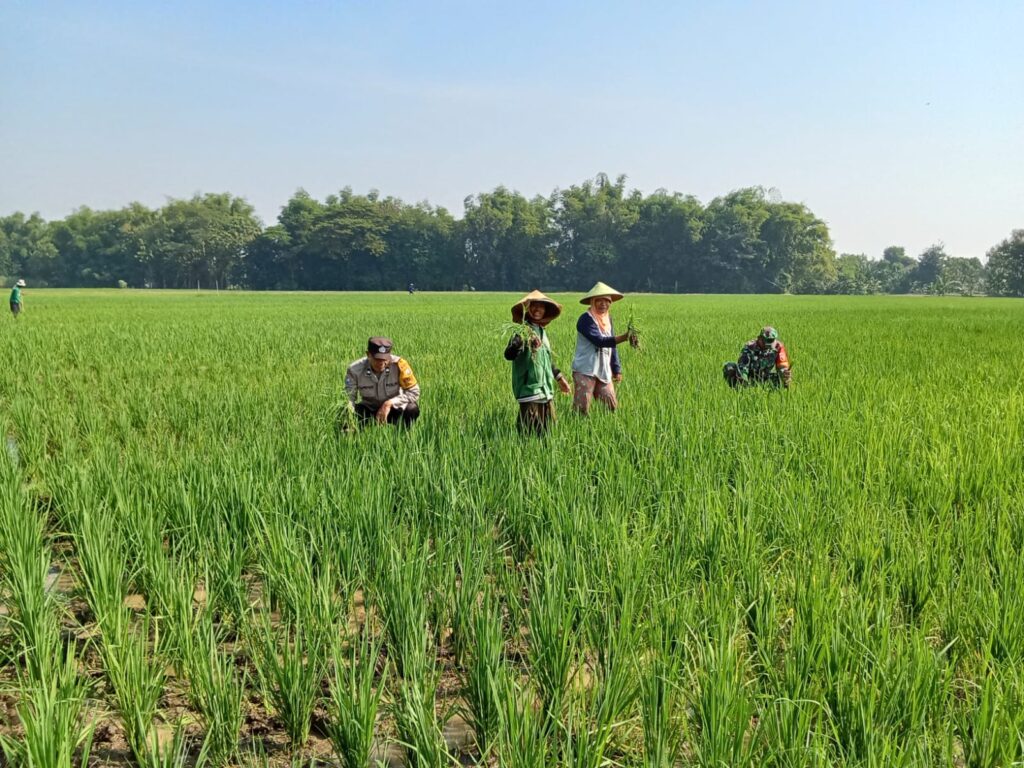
[{"x1": 367, "y1": 337, "x2": 393, "y2": 360}]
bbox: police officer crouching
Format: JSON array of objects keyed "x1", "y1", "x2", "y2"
[{"x1": 344, "y1": 337, "x2": 421, "y2": 427}]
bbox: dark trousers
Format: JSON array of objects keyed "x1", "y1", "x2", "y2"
[
  {"x1": 354, "y1": 402, "x2": 420, "y2": 427},
  {"x1": 10, "y1": 302, "x2": 20, "y2": 317},
  {"x1": 517, "y1": 400, "x2": 555, "y2": 436}
]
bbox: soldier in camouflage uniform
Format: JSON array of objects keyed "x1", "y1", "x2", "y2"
[{"x1": 723, "y1": 326, "x2": 792, "y2": 388}]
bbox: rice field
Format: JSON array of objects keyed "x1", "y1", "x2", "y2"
[{"x1": 1, "y1": 289, "x2": 1023, "y2": 767}]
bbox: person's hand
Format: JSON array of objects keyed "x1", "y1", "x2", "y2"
[
  {"x1": 376, "y1": 400, "x2": 393, "y2": 424},
  {"x1": 613, "y1": 373, "x2": 623, "y2": 383},
  {"x1": 615, "y1": 333, "x2": 630, "y2": 344},
  {"x1": 557, "y1": 376, "x2": 571, "y2": 395},
  {"x1": 530, "y1": 335, "x2": 541, "y2": 351}
]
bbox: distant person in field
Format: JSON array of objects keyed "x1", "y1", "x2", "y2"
[
  {"x1": 504, "y1": 290, "x2": 572, "y2": 435},
  {"x1": 572, "y1": 282, "x2": 632, "y2": 414},
  {"x1": 408, "y1": 282, "x2": 416, "y2": 294},
  {"x1": 9, "y1": 279, "x2": 25, "y2": 318},
  {"x1": 723, "y1": 326, "x2": 792, "y2": 389},
  {"x1": 344, "y1": 337, "x2": 421, "y2": 427}
]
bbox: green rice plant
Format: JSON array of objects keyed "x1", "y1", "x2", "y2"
[
  {"x1": 201, "y1": 521, "x2": 251, "y2": 631},
  {"x1": 435, "y1": 526, "x2": 489, "y2": 666},
  {"x1": 72, "y1": 501, "x2": 132, "y2": 630},
  {"x1": 324, "y1": 628, "x2": 388, "y2": 768},
  {"x1": 525, "y1": 558, "x2": 581, "y2": 728},
  {"x1": 755, "y1": 651, "x2": 831, "y2": 768},
  {"x1": 688, "y1": 616, "x2": 757, "y2": 767},
  {"x1": 583, "y1": 546, "x2": 640, "y2": 736},
  {"x1": 119, "y1": 500, "x2": 169, "y2": 605},
  {"x1": 626, "y1": 306, "x2": 643, "y2": 350},
  {"x1": 956, "y1": 670, "x2": 1024, "y2": 768},
  {"x1": 638, "y1": 595, "x2": 690, "y2": 768},
  {"x1": 249, "y1": 615, "x2": 329, "y2": 749},
  {"x1": 496, "y1": 319, "x2": 541, "y2": 355},
  {"x1": 393, "y1": 669, "x2": 453, "y2": 768},
  {"x1": 820, "y1": 592, "x2": 951, "y2": 764},
  {"x1": 558, "y1": 698, "x2": 617, "y2": 768},
  {"x1": 332, "y1": 395, "x2": 359, "y2": 434},
  {"x1": 987, "y1": 556, "x2": 1024, "y2": 664},
  {"x1": 495, "y1": 669, "x2": 551, "y2": 768},
  {"x1": 736, "y1": 531, "x2": 779, "y2": 678},
  {"x1": 151, "y1": 557, "x2": 202, "y2": 667},
  {"x1": 0, "y1": 484, "x2": 61, "y2": 685},
  {"x1": 639, "y1": 655, "x2": 683, "y2": 768},
  {"x1": 253, "y1": 509, "x2": 313, "y2": 621},
  {"x1": 376, "y1": 541, "x2": 432, "y2": 680},
  {"x1": 559, "y1": 566, "x2": 639, "y2": 766},
  {"x1": 142, "y1": 719, "x2": 202, "y2": 768},
  {"x1": 460, "y1": 590, "x2": 504, "y2": 758},
  {"x1": 0, "y1": 640, "x2": 95, "y2": 768},
  {"x1": 99, "y1": 611, "x2": 166, "y2": 764},
  {"x1": 186, "y1": 615, "x2": 246, "y2": 766}
]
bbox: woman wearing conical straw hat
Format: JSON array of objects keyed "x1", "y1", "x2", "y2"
[
  {"x1": 504, "y1": 290, "x2": 572, "y2": 435},
  {"x1": 571, "y1": 282, "x2": 631, "y2": 414}
]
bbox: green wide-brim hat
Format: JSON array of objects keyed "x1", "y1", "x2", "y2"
[
  {"x1": 579, "y1": 281, "x2": 624, "y2": 305},
  {"x1": 512, "y1": 290, "x2": 563, "y2": 324}
]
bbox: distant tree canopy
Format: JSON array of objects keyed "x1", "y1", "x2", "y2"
[{"x1": 0, "y1": 175, "x2": 1018, "y2": 296}]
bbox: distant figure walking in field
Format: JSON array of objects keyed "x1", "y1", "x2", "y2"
[
  {"x1": 9, "y1": 279, "x2": 25, "y2": 318},
  {"x1": 408, "y1": 282, "x2": 416, "y2": 294},
  {"x1": 504, "y1": 290, "x2": 571, "y2": 435},
  {"x1": 723, "y1": 326, "x2": 792, "y2": 389},
  {"x1": 344, "y1": 337, "x2": 421, "y2": 427},
  {"x1": 572, "y1": 282, "x2": 632, "y2": 414}
]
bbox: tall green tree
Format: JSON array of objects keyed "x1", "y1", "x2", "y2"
[
  {"x1": 0, "y1": 213, "x2": 59, "y2": 285},
  {"x1": 699, "y1": 188, "x2": 772, "y2": 292},
  {"x1": 387, "y1": 202, "x2": 460, "y2": 290},
  {"x1": 870, "y1": 246, "x2": 914, "y2": 293},
  {"x1": 760, "y1": 202, "x2": 836, "y2": 293},
  {"x1": 463, "y1": 188, "x2": 554, "y2": 290},
  {"x1": 830, "y1": 254, "x2": 879, "y2": 294},
  {"x1": 985, "y1": 230, "x2": 1024, "y2": 297},
  {"x1": 310, "y1": 190, "x2": 393, "y2": 290},
  {"x1": 552, "y1": 174, "x2": 639, "y2": 289},
  {"x1": 148, "y1": 194, "x2": 261, "y2": 288},
  {"x1": 49, "y1": 204, "x2": 155, "y2": 287},
  {"x1": 911, "y1": 244, "x2": 949, "y2": 293},
  {"x1": 619, "y1": 191, "x2": 704, "y2": 292},
  {"x1": 942, "y1": 257, "x2": 985, "y2": 296}
]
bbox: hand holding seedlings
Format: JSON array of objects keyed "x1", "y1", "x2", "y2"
[{"x1": 626, "y1": 308, "x2": 643, "y2": 350}]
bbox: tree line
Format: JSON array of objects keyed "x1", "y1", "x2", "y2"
[{"x1": 2, "y1": 174, "x2": 1022, "y2": 296}]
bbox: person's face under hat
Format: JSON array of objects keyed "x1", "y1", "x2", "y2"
[
  {"x1": 367, "y1": 337, "x2": 393, "y2": 372},
  {"x1": 527, "y1": 302, "x2": 548, "y2": 323},
  {"x1": 591, "y1": 296, "x2": 612, "y2": 313}
]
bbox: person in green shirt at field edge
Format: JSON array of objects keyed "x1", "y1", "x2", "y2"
[
  {"x1": 504, "y1": 290, "x2": 572, "y2": 435},
  {"x1": 9, "y1": 279, "x2": 25, "y2": 318}
]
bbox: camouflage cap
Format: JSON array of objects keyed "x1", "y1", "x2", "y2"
[{"x1": 759, "y1": 326, "x2": 779, "y2": 342}]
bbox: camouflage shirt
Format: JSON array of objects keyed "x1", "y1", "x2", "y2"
[{"x1": 738, "y1": 339, "x2": 791, "y2": 381}]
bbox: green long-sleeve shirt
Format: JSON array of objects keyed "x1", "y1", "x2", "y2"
[{"x1": 9, "y1": 286, "x2": 21, "y2": 304}]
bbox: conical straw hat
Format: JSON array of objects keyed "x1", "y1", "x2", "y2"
[
  {"x1": 512, "y1": 290, "x2": 562, "y2": 324},
  {"x1": 579, "y1": 281, "x2": 624, "y2": 304}
]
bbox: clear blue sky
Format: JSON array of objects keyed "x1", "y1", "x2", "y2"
[{"x1": 2, "y1": 1, "x2": 1022, "y2": 260}]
